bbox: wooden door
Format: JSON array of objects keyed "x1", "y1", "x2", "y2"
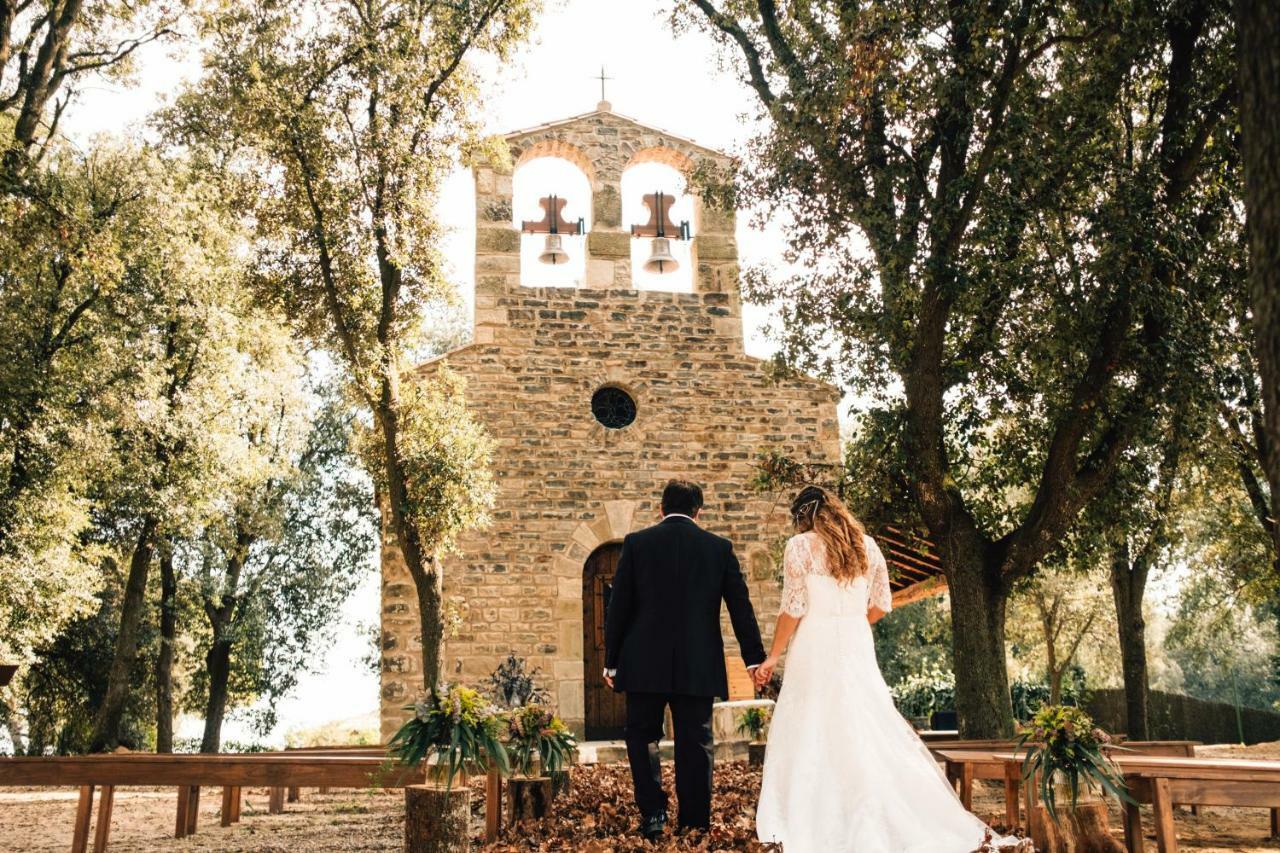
[{"x1": 583, "y1": 543, "x2": 628, "y2": 740}]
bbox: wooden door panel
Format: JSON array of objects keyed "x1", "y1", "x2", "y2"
[{"x1": 583, "y1": 543, "x2": 627, "y2": 740}]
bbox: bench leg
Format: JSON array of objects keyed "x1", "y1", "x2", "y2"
[
  {"x1": 221, "y1": 787, "x2": 234, "y2": 828},
  {"x1": 269, "y1": 786, "x2": 284, "y2": 814},
  {"x1": 318, "y1": 786, "x2": 330, "y2": 795},
  {"x1": 92, "y1": 785, "x2": 115, "y2": 853},
  {"x1": 1123, "y1": 797, "x2": 1144, "y2": 853},
  {"x1": 1271, "y1": 807, "x2": 1279, "y2": 839},
  {"x1": 485, "y1": 767, "x2": 502, "y2": 842},
  {"x1": 186, "y1": 786, "x2": 200, "y2": 835},
  {"x1": 175, "y1": 786, "x2": 190, "y2": 839},
  {"x1": 72, "y1": 785, "x2": 95, "y2": 853},
  {"x1": 1151, "y1": 777, "x2": 1177, "y2": 853},
  {"x1": 287, "y1": 786, "x2": 300, "y2": 802},
  {"x1": 230, "y1": 786, "x2": 241, "y2": 823},
  {"x1": 960, "y1": 762, "x2": 974, "y2": 811},
  {"x1": 1002, "y1": 762, "x2": 1020, "y2": 829}
]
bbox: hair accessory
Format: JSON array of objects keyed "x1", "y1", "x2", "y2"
[{"x1": 794, "y1": 498, "x2": 821, "y2": 520}]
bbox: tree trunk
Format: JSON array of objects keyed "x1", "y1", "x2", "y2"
[
  {"x1": 946, "y1": 551, "x2": 1015, "y2": 738},
  {"x1": 404, "y1": 784, "x2": 470, "y2": 853},
  {"x1": 155, "y1": 549, "x2": 177, "y2": 753},
  {"x1": 507, "y1": 777, "x2": 553, "y2": 823},
  {"x1": 1237, "y1": 0, "x2": 1280, "y2": 565},
  {"x1": 90, "y1": 515, "x2": 158, "y2": 752},
  {"x1": 1109, "y1": 540, "x2": 1151, "y2": 741},
  {"x1": 376, "y1": 373, "x2": 442, "y2": 692},
  {"x1": 201, "y1": 636, "x2": 233, "y2": 753}
]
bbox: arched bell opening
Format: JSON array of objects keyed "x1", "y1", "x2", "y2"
[
  {"x1": 621, "y1": 161, "x2": 695, "y2": 292},
  {"x1": 513, "y1": 156, "x2": 592, "y2": 287}
]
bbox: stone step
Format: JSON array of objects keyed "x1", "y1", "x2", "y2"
[{"x1": 575, "y1": 739, "x2": 748, "y2": 765}]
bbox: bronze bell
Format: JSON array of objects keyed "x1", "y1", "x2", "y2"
[
  {"x1": 538, "y1": 233, "x2": 568, "y2": 265},
  {"x1": 643, "y1": 237, "x2": 678, "y2": 274}
]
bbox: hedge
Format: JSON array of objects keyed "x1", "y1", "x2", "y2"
[{"x1": 1085, "y1": 689, "x2": 1280, "y2": 745}]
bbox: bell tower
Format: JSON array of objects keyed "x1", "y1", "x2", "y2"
[{"x1": 469, "y1": 104, "x2": 745, "y2": 346}]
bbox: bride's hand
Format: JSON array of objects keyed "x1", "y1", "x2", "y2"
[{"x1": 755, "y1": 656, "x2": 779, "y2": 688}]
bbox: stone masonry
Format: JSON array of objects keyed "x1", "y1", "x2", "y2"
[{"x1": 380, "y1": 105, "x2": 842, "y2": 740}]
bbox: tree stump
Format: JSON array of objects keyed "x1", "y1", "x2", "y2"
[
  {"x1": 405, "y1": 784, "x2": 471, "y2": 853},
  {"x1": 549, "y1": 769, "x2": 572, "y2": 800},
  {"x1": 1031, "y1": 801, "x2": 1124, "y2": 853},
  {"x1": 507, "y1": 777, "x2": 553, "y2": 823},
  {"x1": 748, "y1": 742, "x2": 766, "y2": 768}
]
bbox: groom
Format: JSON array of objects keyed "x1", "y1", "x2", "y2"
[{"x1": 603, "y1": 479, "x2": 766, "y2": 840}]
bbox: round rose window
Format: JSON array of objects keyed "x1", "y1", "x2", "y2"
[{"x1": 591, "y1": 386, "x2": 637, "y2": 429}]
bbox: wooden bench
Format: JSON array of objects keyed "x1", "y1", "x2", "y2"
[
  {"x1": 0, "y1": 752, "x2": 423, "y2": 852},
  {"x1": 976, "y1": 752, "x2": 1280, "y2": 853},
  {"x1": 937, "y1": 741, "x2": 1201, "y2": 829}
]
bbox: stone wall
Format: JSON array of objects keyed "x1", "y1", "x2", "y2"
[{"x1": 380, "y1": 108, "x2": 842, "y2": 740}]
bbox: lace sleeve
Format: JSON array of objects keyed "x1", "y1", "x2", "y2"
[
  {"x1": 866, "y1": 536, "x2": 892, "y2": 615},
  {"x1": 779, "y1": 535, "x2": 810, "y2": 617}
]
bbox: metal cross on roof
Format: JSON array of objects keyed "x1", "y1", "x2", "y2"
[{"x1": 595, "y1": 66, "x2": 613, "y2": 102}]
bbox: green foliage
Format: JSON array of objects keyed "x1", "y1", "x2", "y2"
[
  {"x1": 389, "y1": 684, "x2": 509, "y2": 787},
  {"x1": 357, "y1": 368, "x2": 495, "y2": 556},
  {"x1": 735, "y1": 706, "x2": 772, "y2": 742},
  {"x1": 14, "y1": 573, "x2": 160, "y2": 755},
  {"x1": 890, "y1": 668, "x2": 955, "y2": 720},
  {"x1": 505, "y1": 704, "x2": 576, "y2": 778},
  {"x1": 873, "y1": 596, "x2": 953, "y2": 687},
  {"x1": 1017, "y1": 705, "x2": 1131, "y2": 823}
]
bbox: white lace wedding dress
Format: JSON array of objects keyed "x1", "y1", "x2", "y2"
[{"x1": 756, "y1": 531, "x2": 1015, "y2": 853}]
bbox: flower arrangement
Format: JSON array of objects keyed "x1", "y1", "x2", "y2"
[
  {"x1": 736, "y1": 706, "x2": 772, "y2": 743},
  {"x1": 488, "y1": 653, "x2": 551, "y2": 709},
  {"x1": 1016, "y1": 704, "x2": 1132, "y2": 821},
  {"x1": 506, "y1": 702, "x2": 577, "y2": 778},
  {"x1": 388, "y1": 683, "x2": 509, "y2": 788}
]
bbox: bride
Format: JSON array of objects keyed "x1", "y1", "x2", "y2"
[{"x1": 754, "y1": 485, "x2": 1025, "y2": 853}]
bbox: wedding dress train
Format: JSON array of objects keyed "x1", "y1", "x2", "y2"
[{"x1": 756, "y1": 531, "x2": 1016, "y2": 853}]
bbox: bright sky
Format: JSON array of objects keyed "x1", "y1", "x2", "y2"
[{"x1": 61, "y1": 0, "x2": 796, "y2": 742}]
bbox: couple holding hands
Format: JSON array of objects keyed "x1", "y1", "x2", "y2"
[{"x1": 602, "y1": 479, "x2": 1024, "y2": 853}]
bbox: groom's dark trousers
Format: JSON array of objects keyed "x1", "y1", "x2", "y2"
[{"x1": 604, "y1": 515, "x2": 766, "y2": 828}]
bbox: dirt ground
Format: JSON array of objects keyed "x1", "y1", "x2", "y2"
[{"x1": 2, "y1": 748, "x2": 1279, "y2": 852}]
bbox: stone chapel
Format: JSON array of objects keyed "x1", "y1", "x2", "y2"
[{"x1": 379, "y1": 104, "x2": 842, "y2": 741}]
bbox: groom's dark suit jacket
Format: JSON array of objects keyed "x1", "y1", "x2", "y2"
[{"x1": 604, "y1": 515, "x2": 766, "y2": 698}]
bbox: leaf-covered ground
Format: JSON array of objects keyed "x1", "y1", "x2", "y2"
[{"x1": 478, "y1": 762, "x2": 781, "y2": 852}]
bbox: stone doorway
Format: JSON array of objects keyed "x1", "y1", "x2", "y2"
[{"x1": 582, "y1": 542, "x2": 627, "y2": 740}]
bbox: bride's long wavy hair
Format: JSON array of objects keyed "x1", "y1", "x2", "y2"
[{"x1": 790, "y1": 485, "x2": 869, "y2": 582}]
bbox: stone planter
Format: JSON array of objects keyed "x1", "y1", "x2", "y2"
[{"x1": 405, "y1": 783, "x2": 470, "y2": 853}]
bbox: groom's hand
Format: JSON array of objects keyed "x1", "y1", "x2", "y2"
[
  {"x1": 754, "y1": 655, "x2": 779, "y2": 688},
  {"x1": 603, "y1": 672, "x2": 615, "y2": 690}
]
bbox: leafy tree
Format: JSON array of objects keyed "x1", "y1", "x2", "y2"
[
  {"x1": 1166, "y1": 571, "x2": 1280, "y2": 713},
  {"x1": 872, "y1": 595, "x2": 953, "y2": 689},
  {"x1": 85, "y1": 163, "x2": 275, "y2": 751},
  {"x1": 0, "y1": 0, "x2": 179, "y2": 168},
  {"x1": 11, "y1": 564, "x2": 161, "y2": 754},
  {"x1": 1007, "y1": 566, "x2": 1111, "y2": 705},
  {"x1": 0, "y1": 142, "x2": 185, "y2": 668},
  {"x1": 679, "y1": 0, "x2": 1237, "y2": 735},
  {"x1": 182, "y1": 391, "x2": 375, "y2": 752},
  {"x1": 165, "y1": 0, "x2": 533, "y2": 689}
]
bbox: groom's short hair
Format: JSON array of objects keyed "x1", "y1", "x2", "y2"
[{"x1": 662, "y1": 479, "x2": 704, "y2": 516}]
